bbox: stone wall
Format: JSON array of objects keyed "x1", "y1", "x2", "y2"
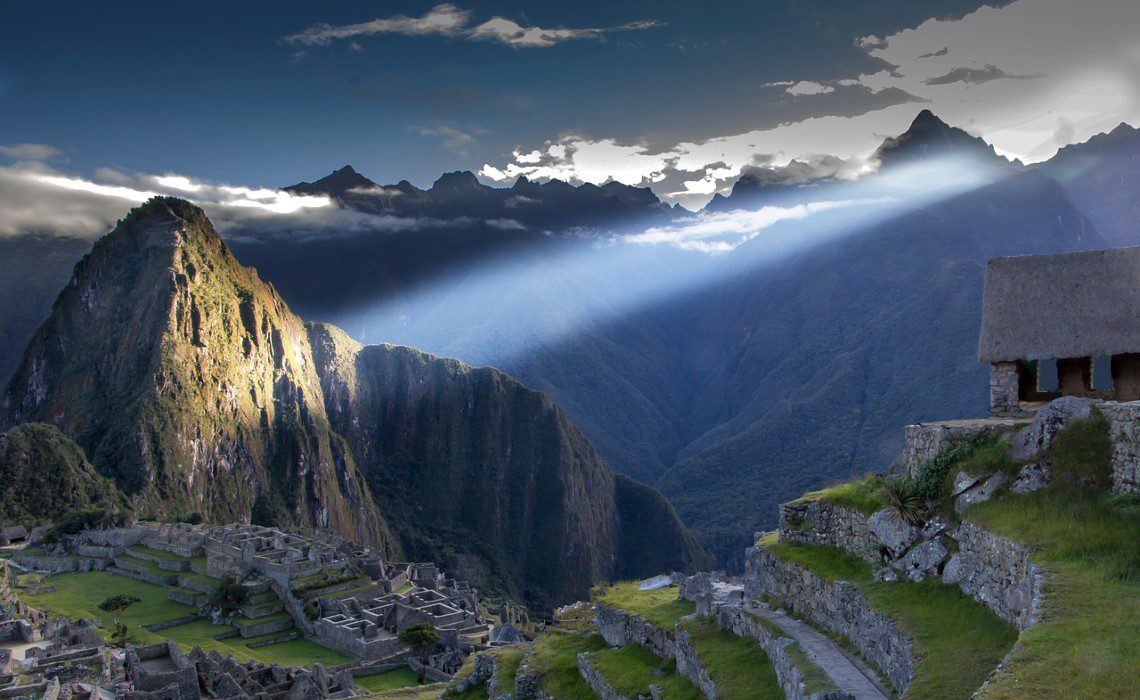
[
  {"x1": 576, "y1": 653, "x2": 633, "y2": 700},
  {"x1": 896, "y1": 419, "x2": 1020, "y2": 478},
  {"x1": 744, "y1": 547, "x2": 915, "y2": 693},
  {"x1": 943, "y1": 521, "x2": 1044, "y2": 630},
  {"x1": 673, "y1": 622, "x2": 717, "y2": 700},
  {"x1": 989, "y1": 362, "x2": 1026, "y2": 418},
  {"x1": 779, "y1": 501, "x2": 879, "y2": 564},
  {"x1": 594, "y1": 603, "x2": 675, "y2": 659},
  {"x1": 1101, "y1": 401, "x2": 1140, "y2": 494},
  {"x1": 706, "y1": 604, "x2": 846, "y2": 700}
]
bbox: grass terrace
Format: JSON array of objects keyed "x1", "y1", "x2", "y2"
[
  {"x1": 758, "y1": 534, "x2": 1018, "y2": 699},
  {"x1": 584, "y1": 644, "x2": 702, "y2": 699},
  {"x1": 594, "y1": 581, "x2": 696, "y2": 629},
  {"x1": 353, "y1": 667, "x2": 422, "y2": 693},
  {"x1": 365, "y1": 682, "x2": 447, "y2": 700},
  {"x1": 530, "y1": 631, "x2": 608, "y2": 699},
  {"x1": 788, "y1": 474, "x2": 885, "y2": 515},
  {"x1": 489, "y1": 645, "x2": 525, "y2": 694},
  {"x1": 677, "y1": 617, "x2": 783, "y2": 699},
  {"x1": 128, "y1": 545, "x2": 188, "y2": 562},
  {"x1": 966, "y1": 490, "x2": 1140, "y2": 698},
  {"x1": 16, "y1": 570, "x2": 347, "y2": 667}
]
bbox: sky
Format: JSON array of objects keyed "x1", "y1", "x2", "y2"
[{"x1": 0, "y1": 0, "x2": 1137, "y2": 218}]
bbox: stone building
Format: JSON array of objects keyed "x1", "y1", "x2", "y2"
[{"x1": 978, "y1": 245, "x2": 1140, "y2": 417}]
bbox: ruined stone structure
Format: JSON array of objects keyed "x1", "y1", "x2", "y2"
[{"x1": 979, "y1": 246, "x2": 1140, "y2": 417}]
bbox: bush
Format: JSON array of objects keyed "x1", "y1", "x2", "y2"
[
  {"x1": 914, "y1": 433, "x2": 1009, "y2": 508},
  {"x1": 882, "y1": 475, "x2": 925, "y2": 526},
  {"x1": 98, "y1": 594, "x2": 142, "y2": 612},
  {"x1": 209, "y1": 574, "x2": 247, "y2": 615}
]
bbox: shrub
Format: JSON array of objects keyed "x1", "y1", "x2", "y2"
[
  {"x1": 881, "y1": 475, "x2": 925, "y2": 526},
  {"x1": 914, "y1": 433, "x2": 1009, "y2": 508}
]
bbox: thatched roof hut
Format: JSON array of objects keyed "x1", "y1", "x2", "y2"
[{"x1": 978, "y1": 246, "x2": 1140, "y2": 363}]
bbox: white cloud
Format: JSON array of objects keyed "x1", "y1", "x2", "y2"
[
  {"x1": 0, "y1": 143, "x2": 63, "y2": 162},
  {"x1": 485, "y1": 217, "x2": 526, "y2": 230},
  {"x1": 414, "y1": 124, "x2": 480, "y2": 156},
  {"x1": 284, "y1": 4, "x2": 470, "y2": 46},
  {"x1": 286, "y1": 4, "x2": 660, "y2": 49},
  {"x1": 786, "y1": 81, "x2": 835, "y2": 96},
  {"x1": 626, "y1": 199, "x2": 879, "y2": 252},
  {"x1": 482, "y1": 0, "x2": 1139, "y2": 206}
]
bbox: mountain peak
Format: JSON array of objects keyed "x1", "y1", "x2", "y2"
[
  {"x1": 285, "y1": 165, "x2": 376, "y2": 197},
  {"x1": 431, "y1": 170, "x2": 483, "y2": 192},
  {"x1": 874, "y1": 109, "x2": 1007, "y2": 169}
]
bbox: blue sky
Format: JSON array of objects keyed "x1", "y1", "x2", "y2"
[{"x1": 1, "y1": 0, "x2": 1137, "y2": 213}]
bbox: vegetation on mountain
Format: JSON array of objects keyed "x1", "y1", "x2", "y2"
[
  {"x1": 529, "y1": 631, "x2": 608, "y2": 699},
  {"x1": 584, "y1": 644, "x2": 702, "y2": 699},
  {"x1": 594, "y1": 581, "x2": 695, "y2": 629},
  {"x1": 0, "y1": 422, "x2": 125, "y2": 523}
]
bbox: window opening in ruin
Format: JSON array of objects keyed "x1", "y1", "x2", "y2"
[
  {"x1": 1092, "y1": 356, "x2": 1114, "y2": 391},
  {"x1": 1036, "y1": 358, "x2": 1059, "y2": 392}
]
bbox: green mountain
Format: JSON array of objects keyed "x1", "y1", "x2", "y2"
[
  {"x1": 0, "y1": 422, "x2": 124, "y2": 523},
  {"x1": 0, "y1": 197, "x2": 705, "y2": 607}
]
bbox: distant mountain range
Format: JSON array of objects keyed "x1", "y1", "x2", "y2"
[{"x1": 1, "y1": 112, "x2": 1135, "y2": 566}]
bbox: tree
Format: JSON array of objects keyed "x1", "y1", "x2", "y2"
[
  {"x1": 398, "y1": 622, "x2": 440, "y2": 682},
  {"x1": 208, "y1": 574, "x2": 247, "y2": 616},
  {"x1": 109, "y1": 618, "x2": 131, "y2": 647},
  {"x1": 98, "y1": 594, "x2": 141, "y2": 613}
]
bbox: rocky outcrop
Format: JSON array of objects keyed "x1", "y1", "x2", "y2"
[
  {"x1": 1101, "y1": 401, "x2": 1140, "y2": 494},
  {"x1": 744, "y1": 547, "x2": 916, "y2": 693},
  {"x1": 779, "y1": 501, "x2": 879, "y2": 564},
  {"x1": 943, "y1": 521, "x2": 1044, "y2": 630}
]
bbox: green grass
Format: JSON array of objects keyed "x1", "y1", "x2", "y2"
[
  {"x1": 16, "y1": 570, "x2": 347, "y2": 667},
  {"x1": 232, "y1": 611, "x2": 292, "y2": 627},
  {"x1": 353, "y1": 667, "x2": 422, "y2": 693},
  {"x1": 966, "y1": 490, "x2": 1139, "y2": 699},
  {"x1": 489, "y1": 644, "x2": 525, "y2": 694},
  {"x1": 585, "y1": 644, "x2": 702, "y2": 699},
  {"x1": 789, "y1": 474, "x2": 884, "y2": 515},
  {"x1": 443, "y1": 653, "x2": 487, "y2": 700},
  {"x1": 363, "y1": 682, "x2": 447, "y2": 700},
  {"x1": 530, "y1": 631, "x2": 608, "y2": 699},
  {"x1": 1045, "y1": 410, "x2": 1114, "y2": 492},
  {"x1": 678, "y1": 617, "x2": 783, "y2": 699},
  {"x1": 743, "y1": 610, "x2": 834, "y2": 695},
  {"x1": 180, "y1": 571, "x2": 222, "y2": 587},
  {"x1": 594, "y1": 581, "x2": 696, "y2": 629},
  {"x1": 759, "y1": 537, "x2": 1018, "y2": 699},
  {"x1": 115, "y1": 555, "x2": 171, "y2": 577}
]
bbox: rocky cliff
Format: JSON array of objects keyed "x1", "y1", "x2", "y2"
[{"x1": 1, "y1": 197, "x2": 705, "y2": 606}]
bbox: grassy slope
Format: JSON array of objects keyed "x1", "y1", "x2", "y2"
[
  {"x1": 759, "y1": 536, "x2": 1018, "y2": 699},
  {"x1": 788, "y1": 474, "x2": 884, "y2": 515},
  {"x1": 354, "y1": 668, "x2": 422, "y2": 693},
  {"x1": 19, "y1": 571, "x2": 348, "y2": 666},
  {"x1": 678, "y1": 617, "x2": 783, "y2": 700},
  {"x1": 594, "y1": 582, "x2": 695, "y2": 629},
  {"x1": 967, "y1": 491, "x2": 1139, "y2": 698},
  {"x1": 530, "y1": 631, "x2": 608, "y2": 699},
  {"x1": 585, "y1": 644, "x2": 701, "y2": 699}
]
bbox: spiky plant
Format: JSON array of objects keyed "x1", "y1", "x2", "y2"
[{"x1": 881, "y1": 475, "x2": 926, "y2": 526}]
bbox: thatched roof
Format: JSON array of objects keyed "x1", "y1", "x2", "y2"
[{"x1": 979, "y1": 246, "x2": 1140, "y2": 362}]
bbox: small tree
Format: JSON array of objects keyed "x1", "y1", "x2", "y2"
[
  {"x1": 398, "y1": 622, "x2": 440, "y2": 682},
  {"x1": 109, "y1": 618, "x2": 132, "y2": 647}
]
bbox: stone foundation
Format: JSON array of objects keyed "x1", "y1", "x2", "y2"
[
  {"x1": 1101, "y1": 401, "x2": 1140, "y2": 494},
  {"x1": 594, "y1": 604, "x2": 675, "y2": 659},
  {"x1": 989, "y1": 361, "x2": 1027, "y2": 418}
]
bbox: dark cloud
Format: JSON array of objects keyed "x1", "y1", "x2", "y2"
[{"x1": 923, "y1": 63, "x2": 1043, "y2": 86}]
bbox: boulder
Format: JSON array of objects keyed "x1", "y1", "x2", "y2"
[
  {"x1": 868, "y1": 509, "x2": 921, "y2": 557},
  {"x1": 954, "y1": 473, "x2": 1007, "y2": 513},
  {"x1": 1012, "y1": 396, "x2": 1096, "y2": 461},
  {"x1": 1012, "y1": 461, "x2": 1052, "y2": 494},
  {"x1": 900, "y1": 539, "x2": 949, "y2": 581}
]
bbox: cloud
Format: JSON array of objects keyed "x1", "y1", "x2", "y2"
[
  {"x1": 0, "y1": 143, "x2": 63, "y2": 162},
  {"x1": 786, "y1": 81, "x2": 835, "y2": 96},
  {"x1": 284, "y1": 4, "x2": 470, "y2": 46},
  {"x1": 286, "y1": 4, "x2": 661, "y2": 49},
  {"x1": 923, "y1": 63, "x2": 1042, "y2": 86},
  {"x1": 485, "y1": 218, "x2": 526, "y2": 231},
  {"x1": 626, "y1": 199, "x2": 880, "y2": 253},
  {"x1": 346, "y1": 185, "x2": 404, "y2": 198},
  {"x1": 481, "y1": 0, "x2": 1140, "y2": 206},
  {"x1": 469, "y1": 18, "x2": 662, "y2": 48},
  {"x1": 414, "y1": 124, "x2": 481, "y2": 157}
]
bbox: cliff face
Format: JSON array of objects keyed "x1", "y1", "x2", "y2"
[
  {"x1": 2, "y1": 197, "x2": 705, "y2": 607},
  {"x1": 308, "y1": 323, "x2": 709, "y2": 609},
  {"x1": 1, "y1": 198, "x2": 391, "y2": 551}
]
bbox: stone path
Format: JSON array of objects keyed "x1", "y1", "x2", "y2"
[{"x1": 745, "y1": 600, "x2": 889, "y2": 700}]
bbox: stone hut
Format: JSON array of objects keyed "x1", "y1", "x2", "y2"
[
  {"x1": 0, "y1": 526, "x2": 28, "y2": 547},
  {"x1": 979, "y1": 246, "x2": 1140, "y2": 417}
]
